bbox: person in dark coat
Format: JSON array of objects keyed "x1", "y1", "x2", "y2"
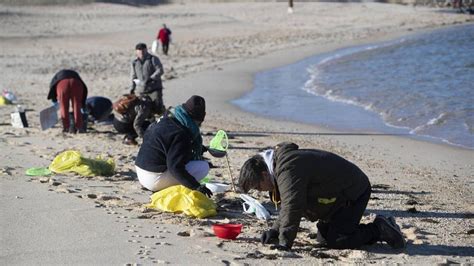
[
  {"x1": 48, "y1": 69, "x2": 88, "y2": 133},
  {"x1": 85, "y1": 96, "x2": 113, "y2": 122},
  {"x1": 239, "y1": 142, "x2": 406, "y2": 251},
  {"x1": 113, "y1": 95, "x2": 154, "y2": 146},
  {"x1": 134, "y1": 95, "x2": 212, "y2": 197}
]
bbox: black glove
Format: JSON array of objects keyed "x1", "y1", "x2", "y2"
[
  {"x1": 196, "y1": 184, "x2": 213, "y2": 198},
  {"x1": 270, "y1": 244, "x2": 290, "y2": 251},
  {"x1": 261, "y1": 229, "x2": 278, "y2": 244}
]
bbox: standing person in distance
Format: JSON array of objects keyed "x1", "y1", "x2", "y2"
[
  {"x1": 130, "y1": 42, "x2": 165, "y2": 116},
  {"x1": 157, "y1": 24, "x2": 172, "y2": 55}
]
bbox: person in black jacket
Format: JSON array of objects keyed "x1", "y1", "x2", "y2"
[
  {"x1": 48, "y1": 69, "x2": 88, "y2": 133},
  {"x1": 239, "y1": 142, "x2": 406, "y2": 251},
  {"x1": 134, "y1": 95, "x2": 212, "y2": 197}
]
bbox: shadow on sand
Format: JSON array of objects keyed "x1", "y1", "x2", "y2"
[{"x1": 368, "y1": 208, "x2": 473, "y2": 219}]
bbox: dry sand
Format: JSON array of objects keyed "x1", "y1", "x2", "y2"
[{"x1": 1, "y1": 2, "x2": 473, "y2": 265}]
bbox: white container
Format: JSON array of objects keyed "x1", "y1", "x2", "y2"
[{"x1": 205, "y1": 183, "x2": 230, "y2": 193}]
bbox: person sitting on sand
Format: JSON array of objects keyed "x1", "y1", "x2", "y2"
[
  {"x1": 134, "y1": 95, "x2": 213, "y2": 197},
  {"x1": 131, "y1": 42, "x2": 165, "y2": 116},
  {"x1": 113, "y1": 95, "x2": 154, "y2": 145},
  {"x1": 48, "y1": 69, "x2": 88, "y2": 134},
  {"x1": 239, "y1": 142, "x2": 406, "y2": 251}
]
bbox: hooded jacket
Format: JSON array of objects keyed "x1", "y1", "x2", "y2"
[
  {"x1": 48, "y1": 69, "x2": 88, "y2": 106},
  {"x1": 270, "y1": 142, "x2": 370, "y2": 248}
]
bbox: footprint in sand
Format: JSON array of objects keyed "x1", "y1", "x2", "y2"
[
  {"x1": 402, "y1": 226, "x2": 434, "y2": 245},
  {"x1": 155, "y1": 242, "x2": 172, "y2": 246}
]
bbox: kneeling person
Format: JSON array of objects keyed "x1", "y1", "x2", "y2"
[
  {"x1": 113, "y1": 94, "x2": 154, "y2": 145},
  {"x1": 134, "y1": 95, "x2": 212, "y2": 197},
  {"x1": 239, "y1": 142, "x2": 406, "y2": 251}
]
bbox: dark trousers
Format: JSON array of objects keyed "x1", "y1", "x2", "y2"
[
  {"x1": 162, "y1": 41, "x2": 169, "y2": 55},
  {"x1": 113, "y1": 118, "x2": 150, "y2": 140},
  {"x1": 317, "y1": 187, "x2": 379, "y2": 249},
  {"x1": 113, "y1": 118, "x2": 138, "y2": 140}
]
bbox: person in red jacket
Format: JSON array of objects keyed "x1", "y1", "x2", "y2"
[{"x1": 157, "y1": 24, "x2": 172, "y2": 55}]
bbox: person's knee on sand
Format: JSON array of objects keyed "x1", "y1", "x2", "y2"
[{"x1": 238, "y1": 142, "x2": 406, "y2": 251}]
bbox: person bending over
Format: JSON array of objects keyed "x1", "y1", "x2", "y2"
[
  {"x1": 48, "y1": 69, "x2": 88, "y2": 133},
  {"x1": 134, "y1": 95, "x2": 212, "y2": 197},
  {"x1": 113, "y1": 95, "x2": 154, "y2": 145},
  {"x1": 239, "y1": 142, "x2": 406, "y2": 251}
]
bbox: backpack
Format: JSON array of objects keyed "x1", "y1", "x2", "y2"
[{"x1": 112, "y1": 94, "x2": 139, "y2": 114}]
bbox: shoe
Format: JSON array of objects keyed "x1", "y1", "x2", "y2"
[
  {"x1": 374, "y1": 215, "x2": 406, "y2": 249},
  {"x1": 123, "y1": 137, "x2": 138, "y2": 145}
]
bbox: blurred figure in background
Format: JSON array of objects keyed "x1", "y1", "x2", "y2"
[{"x1": 157, "y1": 24, "x2": 172, "y2": 55}]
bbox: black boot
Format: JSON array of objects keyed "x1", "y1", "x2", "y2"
[{"x1": 374, "y1": 215, "x2": 406, "y2": 249}]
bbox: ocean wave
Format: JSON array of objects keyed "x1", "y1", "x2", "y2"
[{"x1": 411, "y1": 113, "x2": 448, "y2": 134}]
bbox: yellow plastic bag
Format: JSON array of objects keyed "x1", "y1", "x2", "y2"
[
  {"x1": 49, "y1": 150, "x2": 115, "y2": 177},
  {"x1": 0, "y1": 96, "x2": 11, "y2": 106},
  {"x1": 146, "y1": 185, "x2": 217, "y2": 219}
]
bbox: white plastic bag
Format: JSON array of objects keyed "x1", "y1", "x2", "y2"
[
  {"x1": 240, "y1": 194, "x2": 271, "y2": 221},
  {"x1": 151, "y1": 40, "x2": 158, "y2": 54}
]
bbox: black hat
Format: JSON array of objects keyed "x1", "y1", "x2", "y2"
[
  {"x1": 183, "y1": 95, "x2": 206, "y2": 122},
  {"x1": 135, "y1": 43, "x2": 147, "y2": 50}
]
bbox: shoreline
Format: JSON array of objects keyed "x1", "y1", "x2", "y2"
[
  {"x1": 230, "y1": 23, "x2": 474, "y2": 151},
  {"x1": 167, "y1": 24, "x2": 473, "y2": 152}
]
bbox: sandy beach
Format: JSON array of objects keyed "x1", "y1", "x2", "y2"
[{"x1": 1, "y1": 2, "x2": 473, "y2": 264}]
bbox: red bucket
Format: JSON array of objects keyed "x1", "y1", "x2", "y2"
[{"x1": 212, "y1": 223, "x2": 243, "y2": 240}]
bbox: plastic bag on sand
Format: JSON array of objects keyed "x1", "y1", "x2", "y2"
[
  {"x1": 146, "y1": 185, "x2": 217, "y2": 219},
  {"x1": 0, "y1": 96, "x2": 11, "y2": 105},
  {"x1": 49, "y1": 150, "x2": 115, "y2": 177}
]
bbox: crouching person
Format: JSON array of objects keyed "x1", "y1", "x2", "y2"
[
  {"x1": 134, "y1": 95, "x2": 212, "y2": 197},
  {"x1": 113, "y1": 94, "x2": 154, "y2": 145},
  {"x1": 238, "y1": 142, "x2": 406, "y2": 251}
]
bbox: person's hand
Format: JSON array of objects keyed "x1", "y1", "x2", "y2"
[
  {"x1": 196, "y1": 184, "x2": 213, "y2": 198},
  {"x1": 260, "y1": 229, "x2": 278, "y2": 244},
  {"x1": 270, "y1": 244, "x2": 290, "y2": 251},
  {"x1": 52, "y1": 101, "x2": 59, "y2": 110}
]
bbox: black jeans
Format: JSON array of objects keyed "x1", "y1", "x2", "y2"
[
  {"x1": 317, "y1": 187, "x2": 379, "y2": 249},
  {"x1": 162, "y1": 41, "x2": 169, "y2": 55},
  {"x1": 113, "y1": 118, "x2": 137, "y2": 140}
]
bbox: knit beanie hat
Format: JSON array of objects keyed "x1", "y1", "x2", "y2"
[{"x1": 183, "y1": 95, "x2": 206, "y2": 122}]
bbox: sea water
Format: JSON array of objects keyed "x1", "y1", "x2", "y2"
[{"x1": 233, "y1": 25, "x2": 474, "y2": 149}]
